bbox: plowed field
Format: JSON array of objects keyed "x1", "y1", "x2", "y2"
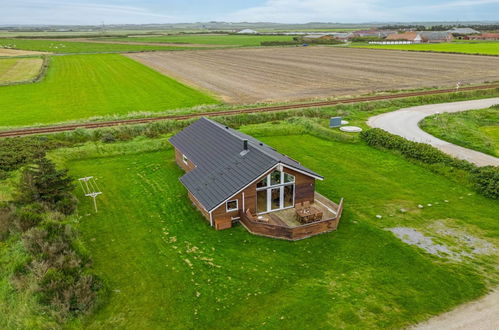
[{"x1": 129, "y1": 47, "x2": 499, "y2": 104}]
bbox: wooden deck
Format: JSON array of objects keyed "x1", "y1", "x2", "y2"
[{"x1": 240, "y1": 192, "x2": 344, "y2": 241}]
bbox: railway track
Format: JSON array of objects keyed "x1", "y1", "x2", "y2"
[{"x1": 1, "y1": 83, "x2": 499, "y2": 138}]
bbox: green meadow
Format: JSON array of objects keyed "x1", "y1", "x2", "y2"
[
  {"x1": 355, "y1": 41, "x2": 499, "y2": 56},
  {"x1": 420, "y1": 107, "x2": 499, "y2": 157},
  {"x1": 0, "y1": 54, "x2": 217, "y2": 128},
  {"x1": 101, "y1": 34, "x2": 297, "y2": 46},
  {"x1": 44, "y1": 127, "x2": 497, "y2": 329},
  {"x1": 0, "y1": 38, "x2": 191, "y2": 54}
]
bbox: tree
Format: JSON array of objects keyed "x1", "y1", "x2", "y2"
[{"x1": 18, "y1": 158, "x2": 75, "y2": 211}]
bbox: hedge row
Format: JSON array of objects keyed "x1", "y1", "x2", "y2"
[{"x1": 360, "y1": 128, "x2": 498, "y2": 199}]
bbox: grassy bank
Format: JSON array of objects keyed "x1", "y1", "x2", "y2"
[
  {"x1": 0, "y1": 54, "x2": 218, "y2": 127},
  {"x1": 354, "y1": 41, "x2": 499, "y2": 56},
  {"x1": 420, "y1": 107, "x2": 499, "y2": 157}
]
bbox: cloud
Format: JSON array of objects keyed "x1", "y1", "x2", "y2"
[
  {"x1": 224, "y1": 0, "x2": 393, "y2": 23},
  {"x1": 1, "y1": 0, "x2": 182, "y2": 25},
  {"x1": 224, "y1": 0, "x2": 499, "y2": 23}
]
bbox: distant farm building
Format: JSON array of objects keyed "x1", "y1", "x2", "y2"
[
  {"x1": 469, "y1": 33, "x2": 499, "y2": 40},
  {"x1": 382, "y1": 31, "x2": 453, "y2": 44},
  {"x1": 420, "y1": 31, "x2": 454, "y2": 43},
  {"x1": 351, "y1": 30, "x2": 396, "y2": 38},
  {"x1": 385, "y1": 32, "x2": 423, "y2": 43},
  {"x1": 447, "y1": 27, "x2": 480, "y2": 35},
  {"x1": 169, "y1": 118, "x2": 344, "y2": 240},
  {"x1": 302, "y1": 34, "x2": 335, "y2": 41},
  {"x1": 237, "y1": 29, "x2": 258, "y2": 34}
]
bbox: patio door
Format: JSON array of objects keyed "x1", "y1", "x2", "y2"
[
  {"x1": 270, "y1": 188, "x2": 281, "y2": 211},
  {"x1": 256, "y1": 169, "x2": 295, "y2": 214}
]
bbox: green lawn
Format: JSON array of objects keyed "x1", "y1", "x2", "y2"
[
  {"x1": 0, "y1": 57, "x2": 43, "y2": 84},
  {"x1": 0, "y1": 54, "x2": 217, "y2": 127},
  {"x1": 420, "y1": 107, "x2": 499, "y2": 157},
  {"x1": 0, "y1": 38, "x2": 193, "y2": 54},
  {"x1": 355, "y1": 41, "x2": 499, "y2": 56},
  {"x1": 64, "y1": 132, "x2": 498, "y2": 329},
  {"x1": 101, "y1": 34, "x2": 297, "y2": 46}
]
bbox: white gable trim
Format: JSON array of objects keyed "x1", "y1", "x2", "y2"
[{"x1": 206, "y1": 162, "x2": 322, "y2": 213}]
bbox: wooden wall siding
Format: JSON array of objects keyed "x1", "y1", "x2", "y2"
[
  {"x1": 174, "y1": 148, "x2": 196, "y2": 172},
  {"x1": 212, "y1": 191, "x2": 243, "y2": 230},
  {"x1": 285, "y1": 167, "x2": 315, "y2": 204},
  {"x1": 188, "y1": 192, "x2": 210, "y2": 222}
]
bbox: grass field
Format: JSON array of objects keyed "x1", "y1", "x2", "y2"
[
  {"x1": 0, "y1": 54, "x2": 217, "y2": 127},
  {"x1": 102, "y1": 34, "x2": 297, "y2": 46},
  {"x1": 355, "y1": 41, "x2": 499, "y2": 56},
  {"x1": 0, "y1": 57, "x2": 43, "y2": 84},
  {"x1": 420, "y1": 107, "x2": 499, "y2": 157},
  {"x1": 59, "y1": 129, "x2": 498, "y2": 329},
  {"x1": 0, "y1": 38, "x2": 193, "y2": 54}
]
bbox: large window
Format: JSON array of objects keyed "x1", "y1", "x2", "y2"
[{"x1": 256, "y1": 169, "x2": 295, "y2": 214}]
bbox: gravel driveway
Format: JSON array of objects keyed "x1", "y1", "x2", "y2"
[{"x1": 368, "y1": 98, "x2": 499, "y2": 166}]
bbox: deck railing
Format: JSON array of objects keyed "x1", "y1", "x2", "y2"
[{"x1": 240, "y1": 195, "x2": 344, "y2": 241}]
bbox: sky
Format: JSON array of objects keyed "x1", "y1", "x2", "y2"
[{"x1": 2, "y1": 0, "x2": 499, "y2": 25}]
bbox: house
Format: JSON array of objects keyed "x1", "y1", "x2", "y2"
[
  {"x1": 469, "y1": 33, "x2": 499, "y2": 40},
  {"x1": 419, "y1": 31, "x2": 454, "y2": 43},
  {"x1": 237, "y1": 29, "x2": 258, "y2": 34},
  {"x1": 169, "y1": 118, "x2": 344, "y2": 240},
  {"x1": 302, "y1": 34, "x2": 335, "y2": 41},
  {"x1": 386, "y1": 32, "x2": 423, "y2": 43},
  {"x1": 352, "y1": 30, "x2": 396, "y2": 38},
  {"x1": 446, "y1": 27, "x2": 480, "y2": 35}
]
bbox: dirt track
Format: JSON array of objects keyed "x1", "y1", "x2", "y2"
[
  {"x1": 414, "y1": 290, "x2": 499, "y2": 329},
  {"x1": 128, "y1": 47, "x2": 499, "y2": 104}
]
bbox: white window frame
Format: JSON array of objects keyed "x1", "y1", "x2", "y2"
[
  {"x1": 256, "y1": 170, "x2": 295, "y2": 214},
  {"x1": 226, "y1": 199, "x2": 239, "y2": 212},
  {"x1": 182, "y1": 154, "x2": 189, "y2": 165}
]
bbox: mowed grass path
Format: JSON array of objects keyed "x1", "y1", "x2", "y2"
[
  {"x1": 0, "y1": 54, "x2": 217, "y2": 127},
  {"x1": 102, "y1": 34, "x2": 296, "y2": 46},
  {"x1": 356, "y1": 42, "x2": 499, "y2": 56},
  {"x1": 420, "y1": 107, "x2": 499, "y2": 157},
  {"x1": 68, "y1": 134, "x2": 498, "y2": 329},
  {"x1": 0, "y1": 38, "x2": 192, "y2": 53},
  {"x1": 0, "y1": 57, "x2": 43, "y2": 84}
]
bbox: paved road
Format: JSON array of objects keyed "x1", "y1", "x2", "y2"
[{"x1": 368, "y1": 98, "x2": 499, "y2": 167}]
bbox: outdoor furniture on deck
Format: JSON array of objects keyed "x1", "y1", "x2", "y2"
[{"x1": 295, "y1": 205, "x2": 322, "y2": 224}]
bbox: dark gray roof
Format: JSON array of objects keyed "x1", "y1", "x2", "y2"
[{"x1": 169, "y1": 117, "x2": 323, "y2": 212}]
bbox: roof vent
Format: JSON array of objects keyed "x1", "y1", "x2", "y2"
[{"x1": 240, "y1": 139, "x2": 249, "y2": 156}]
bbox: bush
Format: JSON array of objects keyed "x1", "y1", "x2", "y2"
[
  {"x1": 100, "y1": 133, "x2": 116, "y2": 143},
  {"x1": 54, "y1": 195, "x2": 78, "y2": 215},
  {"x1": 471, "y1": 166, "x2": 499, "y2": 199},
  {"x1": 360, "y1": 128, "x2": 473, "y2": 170},
  {"x1": 0, "y1": 204, "x2": 15, "y2": 240},
  {"x1": 13, "y1": 203, "x2": 45, "y2": 232},
  {"x1": 261, "y1": 41, "x2": 300, "y2": 46}
]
